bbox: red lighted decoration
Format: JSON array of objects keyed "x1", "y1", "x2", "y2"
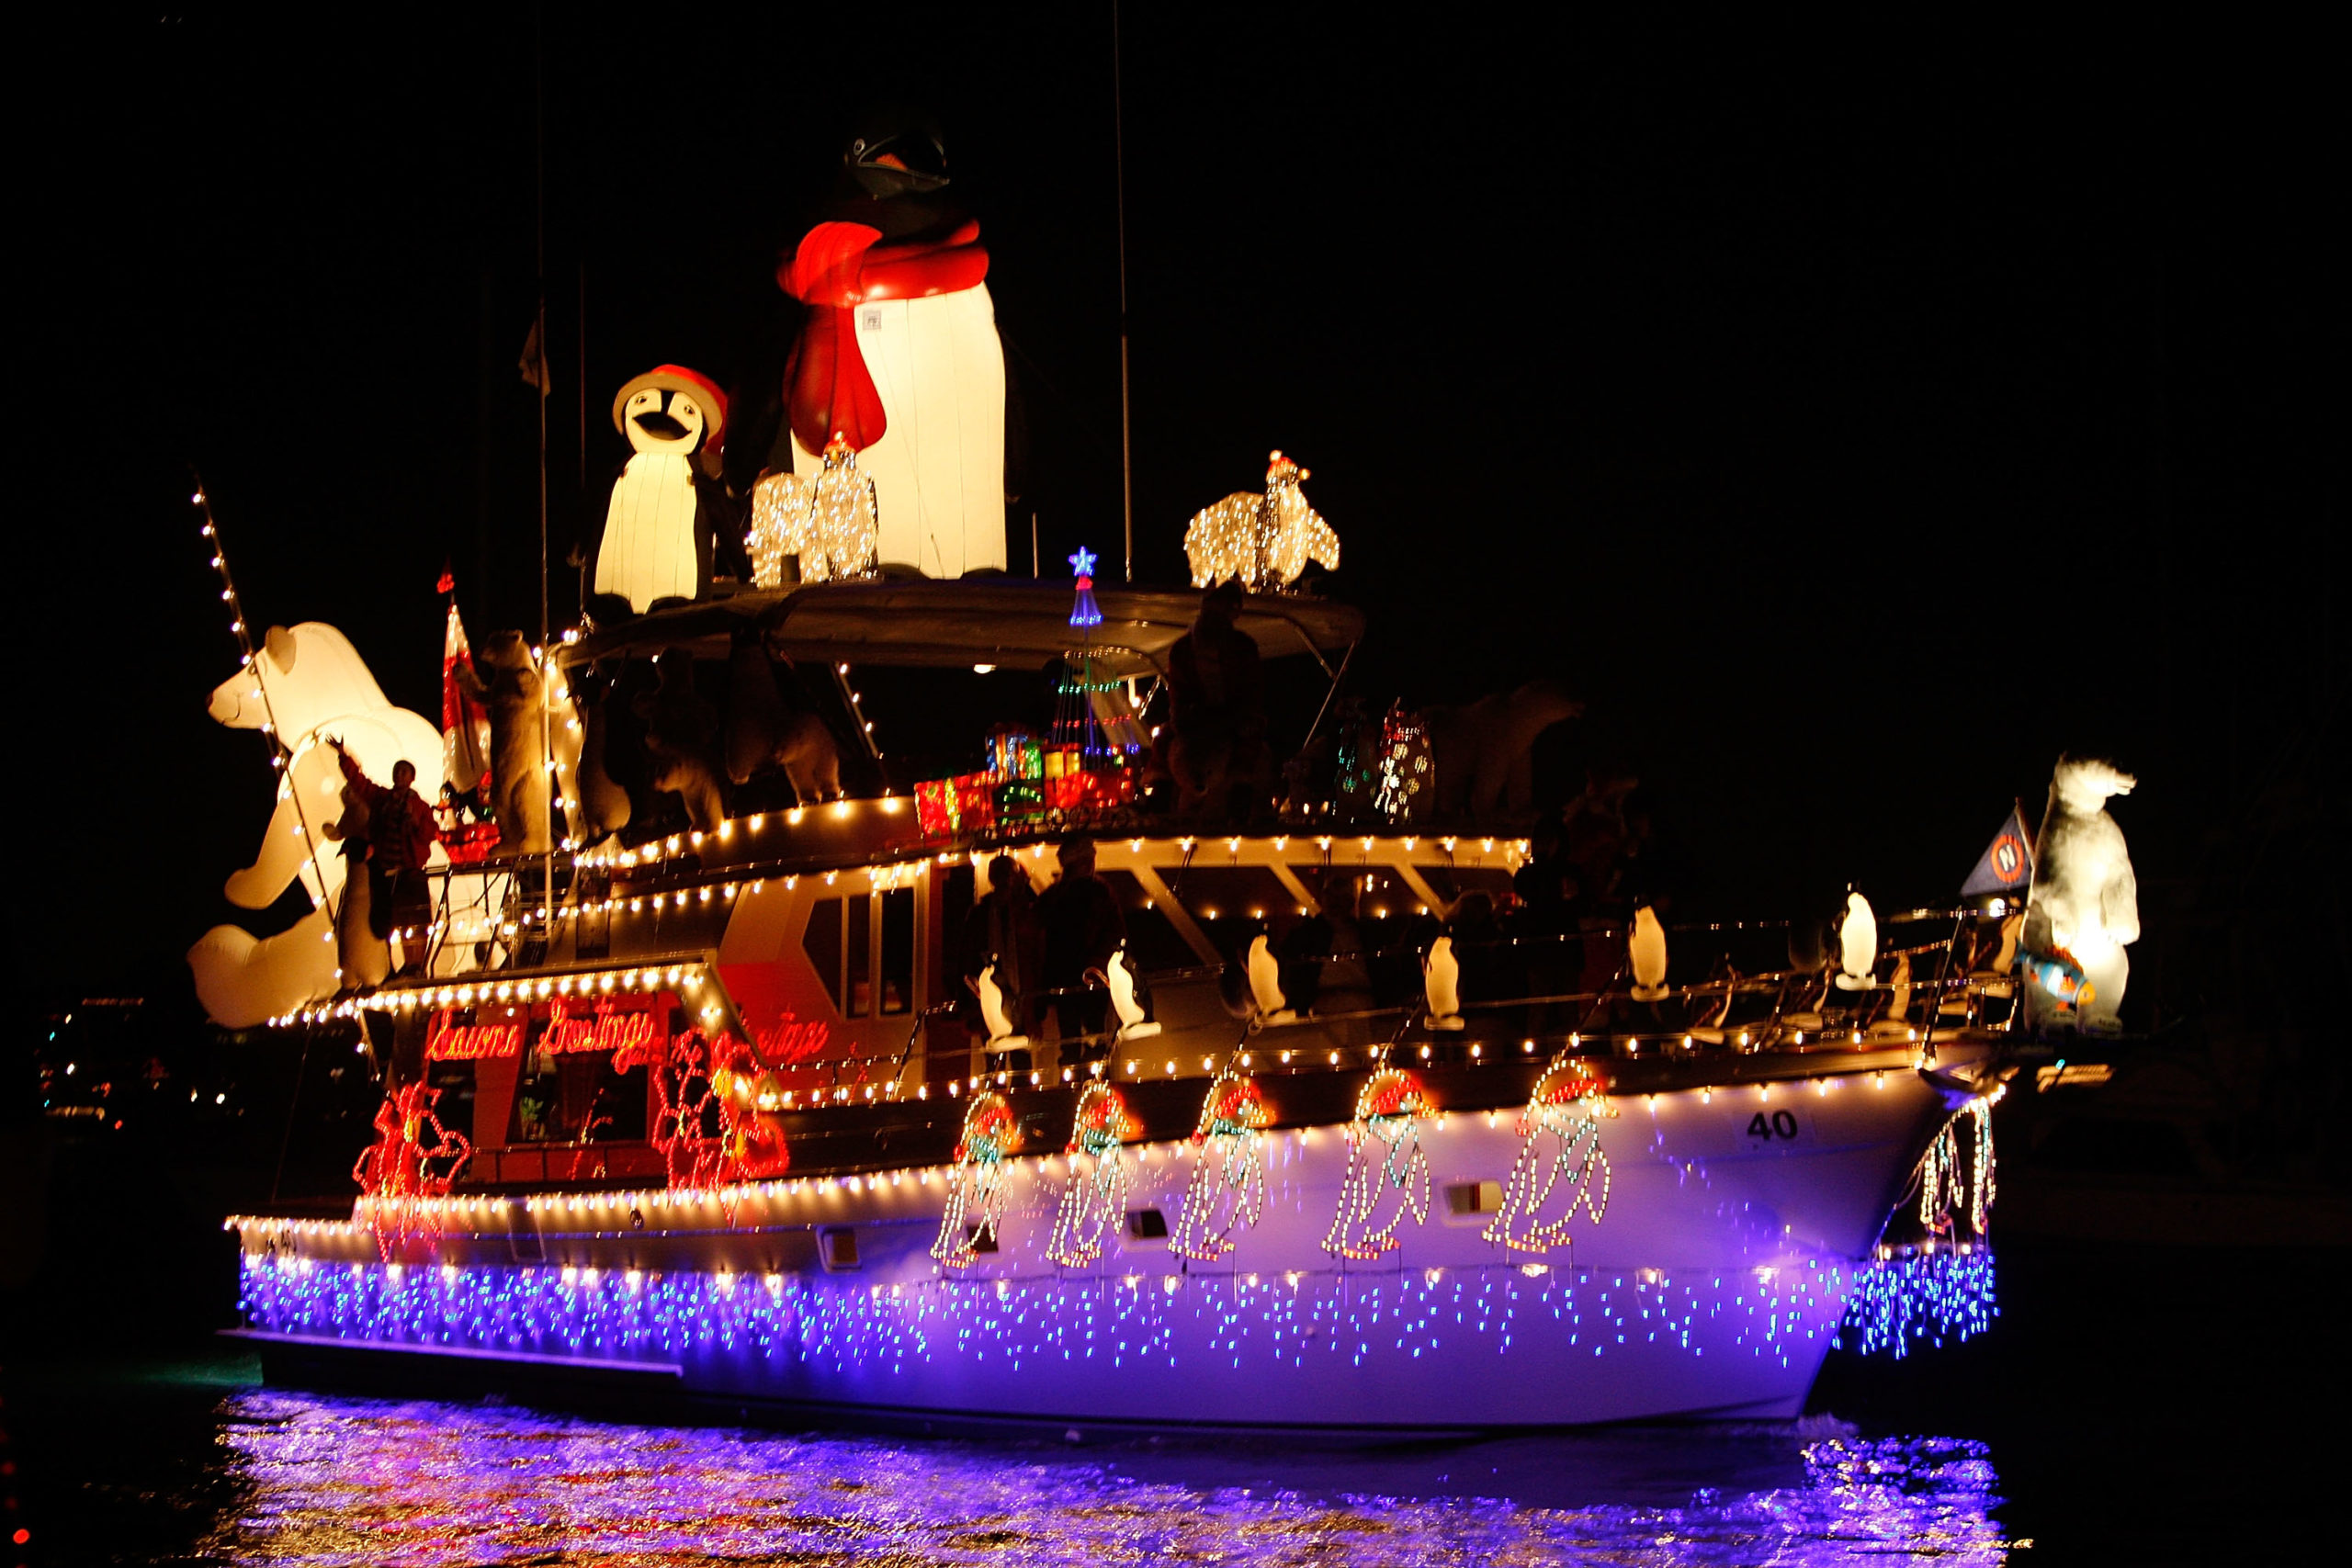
[
  {"x1": 635, "y1": 1027, "x2": 791, "y2": 1194},
  {"x1": 354, "y1": 1080, "x2": 473, "y2": 1257},
  {"x1": 425, "y1": 1011, "x2": 523, "y2": 1061}
]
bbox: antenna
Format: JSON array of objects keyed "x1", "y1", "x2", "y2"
[{"x1": 1113, "y1": 0, "x2": 1135, "y2": 582}]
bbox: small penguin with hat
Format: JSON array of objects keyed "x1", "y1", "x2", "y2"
[{"x1": 593, "y1": 366, "x2": 747, "y2": 618}]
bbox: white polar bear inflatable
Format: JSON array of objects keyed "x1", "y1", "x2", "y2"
[
  {"x1": 189, "y1": 623, "x2": 446, "y2": 1027},
  {"x1": 2023, "y1": 755, "x2": 2140, "y2": 1036}
]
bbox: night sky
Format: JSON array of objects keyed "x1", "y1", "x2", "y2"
[{"x1": 23, "y1": 6, "x2": 2341, "y2": 1013}]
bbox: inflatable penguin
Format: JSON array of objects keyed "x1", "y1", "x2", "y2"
[
  {"x1": 593, "y1": 366, "x2": 743, "y2": 617},
  {"x1": 767, "y1": 116, "x2": 1007, "y2": 579}
]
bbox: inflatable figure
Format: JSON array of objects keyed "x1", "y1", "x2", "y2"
[
  {"x1": 768, "y1": 117, "x2": 1006, "y2": 579},
  {"x1": 593, "y1": 365, "x2": 741, "y2": 615},
  {"x1": 2023, "y1": 756, "x2": 2140, "y2": 1034},
  {"x1": 1424, "y1": 679, "x2": 1582, "y2": 824},
  {"x1": 192, "y1": 623, "x2": 444, "y2": 1027},
  {"x1": 453, "y1": 630, "x2": 566, "y2": 856},
  {"x1": 724, "y1": 625, "x2": 842, "y2": 804}
]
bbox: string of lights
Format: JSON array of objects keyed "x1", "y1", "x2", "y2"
[{"x1": 235, "y1": 1250, "x2": 1860, "y2": 1375}]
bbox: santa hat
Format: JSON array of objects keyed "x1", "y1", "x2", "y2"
[{"x1": 613, "y1": 365, "x2": 729, "y2": 475}]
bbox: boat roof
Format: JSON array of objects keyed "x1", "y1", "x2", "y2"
[{"x1": 560, "y1": 578, "x2": 1364, "y2": 678}]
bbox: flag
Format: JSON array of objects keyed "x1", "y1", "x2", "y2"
[
  {"x1": 1961, "y1": 802, "x2": 2036, "y2": 899},
  {"x1": 443, "y1": 597, "x2": 492, "y2": 795},
  {"x1": 518, "y1": 308, "x2": 550, "y2": 396}
]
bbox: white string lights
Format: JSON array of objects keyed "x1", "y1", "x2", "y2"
[
  {"x1": 1323, "y1": 1068, "x2": 1432, "y2": 1260},
  {"x1": 1044, "y1": 1083, "x2": 1139, "y2": 1268},
  {"x1": 1482, "y1": 1058, "x2": 1615, "y2": 1253},
  {"x1": 931, "y1": 1091, "x2": 1018, "y2": 1268},
  {"x1": 1170, "y1": 1068, "x2": 1272, "y2": 1262}
]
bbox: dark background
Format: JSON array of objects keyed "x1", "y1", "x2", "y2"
[{"x1": 17, "y1": 5, "x2": 2342, "y2": 1014}]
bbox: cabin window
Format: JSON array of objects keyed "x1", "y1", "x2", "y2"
[
  {"x1": 509, "y1": 1046, "x2": 645, "y2": 1144},
  {"x1": 1124, "y1": 1208, "x2": 1170, "y2": 1244},
  {"x1": 804, "y1": 896, "x2": 845, "y2": 1011},
  {"x1": 1445, "y1": 1180, "x2": 1504, "y2": 1217},
  {"x1": 424, "y1": 1058, "x2": 476, "y2": 1141},
  {"x1": 847, "y1": 892, "x2": 874, "y2": 1016},
  {"x1": 878, "y1": 886, "x2": 915, "y2": 1015},
  {"x1": 819, "y1": 1227, "x2": 861, "y2": 1270}
]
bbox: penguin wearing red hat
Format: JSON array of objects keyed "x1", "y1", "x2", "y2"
[{"x1": 593, "y1": 365, "x2": 745, "y2": 617}]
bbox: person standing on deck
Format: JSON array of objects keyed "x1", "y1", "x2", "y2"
[
  {"x1": 1037, "y1": 834, "x2": 1125, "y2": 1065},
  {"x1": 328, "y1": 739, "x2": 439, "y2": 967},
  {"x1": 960, "y1": 853, "x2": 1042, "y2": 1073},
  {"x1": 1166, "y1": 581, "x2": 1270, "y2": 823}
]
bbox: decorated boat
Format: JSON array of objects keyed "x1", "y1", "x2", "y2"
[{"x1": 198, "y1": 118, "x2": 2081, "y2": 1435}]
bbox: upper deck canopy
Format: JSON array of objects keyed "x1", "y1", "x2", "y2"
[{"x1": 560, "y1": 579, "x2": 1364, "y2": 677}]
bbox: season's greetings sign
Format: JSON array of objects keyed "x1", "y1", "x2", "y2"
[{"x1": 426, "y1": 1001, "x2": 665, "y2": 1062}]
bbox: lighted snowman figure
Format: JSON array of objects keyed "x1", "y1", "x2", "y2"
[{"x1": 594, "y1": 366, "x2": 729, "y2": 615}]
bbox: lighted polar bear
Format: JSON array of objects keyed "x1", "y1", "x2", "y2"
[
  {"x1": 2022, "y1": 755, "x2": 2140, "y2": 1035},
  {"x1": 187, "y1": 623, "x2": 446, "y2": 1028},
  {"x1": 1184, "y1": 451, "x2": 1340, "y2": 592}
]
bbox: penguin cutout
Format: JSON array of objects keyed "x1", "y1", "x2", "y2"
[
  {"x1": 1628, "y1": 907, "x2": 1669, "y2": 1002},
  {"x1": 594, "y1": 366, "x2": 741, "y2": 616},
  {"x1": 1423, "y1": 934, "x2": 1465, "y2": 1030},
  {"x1": 1834, "y1": 891, "x2": 1878, "y2": 991},
  {"x1": 1245, "y1": 934, "x2": 1294, "y2": 1024},
  {"x1": 976, "y1": 962, "x2": 1027, "y2": 1049},
  {"x1": 1106, "y1": 945, "x2": 1159, "y2": 1040}
]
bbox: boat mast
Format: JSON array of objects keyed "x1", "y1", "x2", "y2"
[
  {"x1": 533, "y1": 4, "x2": 554, "y2": 943},
  {"x1": 1114, "y1": 0, "x2": 1135, "y2": 583}
]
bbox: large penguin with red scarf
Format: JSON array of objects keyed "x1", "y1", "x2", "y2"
[{"x1": 746, "y1": 114, "x2": 1010, "y2": 579}]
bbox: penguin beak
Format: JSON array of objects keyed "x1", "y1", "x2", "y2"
[{"x1": 632, "y1": 409, "x2": 689, "y2": 441}]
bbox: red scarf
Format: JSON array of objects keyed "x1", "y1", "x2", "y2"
[{"x1": 778, "y1": 218, "x2": 989, "y2": 456}]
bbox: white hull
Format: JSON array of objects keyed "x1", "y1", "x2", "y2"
[{"x1": 231, "y1": 1058, "x2": 1962, "y2": 1429}]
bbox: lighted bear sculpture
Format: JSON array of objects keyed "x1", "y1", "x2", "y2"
[
  {"x1": 2022, "y1": 755, "x2": 2140, "y2": 1035},
  {"x1": 191, "y1": 622, "x2": 445, "y2": 1027},
  {"x1": 1184, "y1": 451, "x2": 1340, "y2": 592}
]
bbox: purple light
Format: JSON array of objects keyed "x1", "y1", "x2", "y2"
[
  {"x1": 198, "y1": 1388, "x2": 2013, "y2": 1563},
  {"x1": 1835, "y1": 1249, "x2": 1998, "y2": 1358},
  {"x1": 239, "y1": 1254, "x2": 1861, "y2": 1373}
]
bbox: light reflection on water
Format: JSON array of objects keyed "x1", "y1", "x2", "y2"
[{"x1": 197, "y1": 1391, "x2": 2011, "y2": 1565}]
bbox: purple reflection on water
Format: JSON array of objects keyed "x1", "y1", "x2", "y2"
[{"x1": 199, "y1": 1391, "x2": 2011, "y2": 1564}]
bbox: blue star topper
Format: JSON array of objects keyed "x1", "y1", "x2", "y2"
[{"x1": 1068, "y1": 546, "x2": 1098, "y2": 580}]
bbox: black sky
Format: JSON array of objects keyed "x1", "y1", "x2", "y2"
[{"x1": 21, "y1": 6, "x2": 2343, "y2": 1012}]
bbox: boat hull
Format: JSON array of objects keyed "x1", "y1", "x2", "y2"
[{"x1": 230, "y1": 1053, "x2": 1973, "y2": 1429}]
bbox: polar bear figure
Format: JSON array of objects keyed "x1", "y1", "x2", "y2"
[
  {"x1": 191, "y1": 622, "x2": 445, "y2": 1026},
  {"x1": 1185, "y1": 451, "x2": 1340, "y2": 592},
  {"x1": 2023, "y1": 755, "x2": 2140, "y2": 1035}
]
